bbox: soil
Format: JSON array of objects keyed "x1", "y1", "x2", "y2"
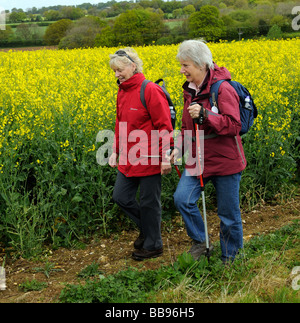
[{"x1": 0, "y1": 194, "x2": 299, "y2": 303}]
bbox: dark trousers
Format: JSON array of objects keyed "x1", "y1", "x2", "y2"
[{"x1": 113, "y1": 171, "x2": 163, "y2": 251}]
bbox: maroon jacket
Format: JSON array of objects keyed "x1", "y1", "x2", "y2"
[
  {"x1": 113, "y1": 73, "x2": 174, "y2": 177},
  {"x1": 176, "y1": 63, "x2": 247, "y2": 178}
]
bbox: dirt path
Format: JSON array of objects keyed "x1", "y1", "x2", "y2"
[{"x1": 0, "y1": 195, "x2": 299, "y2": 303}]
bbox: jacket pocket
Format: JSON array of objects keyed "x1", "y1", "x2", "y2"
[{"x1": 208, "y1": 137, "x2": 239, "y2": 160}]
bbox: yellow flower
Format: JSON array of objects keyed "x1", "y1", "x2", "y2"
[{"x1": 60, "y1": 140, "x2": 70, "y2": 148}]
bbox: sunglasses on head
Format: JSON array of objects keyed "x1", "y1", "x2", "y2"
[{"x1": 115, "y1": 50, "x2": 135, "y2": 63}]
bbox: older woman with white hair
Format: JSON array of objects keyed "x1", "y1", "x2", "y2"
[
  {"x1": 170, "y1": 40, "x2": 247, "y2": 264},
  {"x1": 108, "y1": 48, "x2": 173, "y2": 261}
]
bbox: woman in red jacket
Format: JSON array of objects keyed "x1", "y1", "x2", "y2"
[
  {"x1": 108, "y1": 48, "x2": 173, "y2": 260},
  {"x1": 170, "y1": 40, "x2": 246, "y2": 264}
]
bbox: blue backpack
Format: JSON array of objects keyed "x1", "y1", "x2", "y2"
[{"x1": 209, "y1": 80, "x2": 258, "y2": 135}]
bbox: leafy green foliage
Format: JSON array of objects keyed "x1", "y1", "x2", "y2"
[
  {"x1": 33, "y1": 260, "x2": 63, "y2": 278},
  {"x1": 188, "y1": 6, "x2": 225, "y2": 41},
  {"x1": 18, "y1": 279, "x2": 48, "y2": 292},
  {"x1": 112, "y1": 9, "x2": 165, "y2": 46},
  {"x1": 77, "y1": 261, "x2": 104, "y2": 279},
  {"x1": 60, "y1": 267, "x2": 158, "y2": 303},
  {"x1": 44, "y1": 19, "x2": 73, "y2": 46},
  {"x1": 58, "y1": 16, "x2": 108, "y2": 49}
]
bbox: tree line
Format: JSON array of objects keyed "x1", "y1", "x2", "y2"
[{"x1": 0, "y1": 0, "x2": 299, "y2": 48}]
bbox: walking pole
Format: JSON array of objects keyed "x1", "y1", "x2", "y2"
[
  {"x1": 191, "y1": 102, "x2": 210, "y2": 261},
  {"x1": 174, "y1": 164, "x2": 181, "y2": 178}
]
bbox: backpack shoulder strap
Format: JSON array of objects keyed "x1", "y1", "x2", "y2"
[
  {"x1": 155, "y1": 79, "x2": 174, "y2": 108},
  {"x1": 140, "y1": 79, "x2": 151, "y2": 110},
  {"x1": 209, "y1": 80, "x2": 226, "y2": 108},
  {"x1": 141, "y1": 78, "x2": 175, "y2": 112}
]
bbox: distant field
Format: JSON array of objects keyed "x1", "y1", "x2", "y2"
[{"x1": 0, "y1": 46, "x2": 57, "y2": 52}]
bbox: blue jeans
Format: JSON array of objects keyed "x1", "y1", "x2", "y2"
[{"x1": 174, "y1": 169, "x2": 243, "y2": 261}]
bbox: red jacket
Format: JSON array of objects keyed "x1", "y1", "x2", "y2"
[
  {"x1": 114, "y1": 73, "x2": 174, "y2": 177},
  {"x1": 176, "y1": 63, "x2": 247, "y2": 178}
]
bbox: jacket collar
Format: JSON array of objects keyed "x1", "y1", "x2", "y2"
[{"x1": 183, "y1": 69, "x2": 211, "y2": 97}]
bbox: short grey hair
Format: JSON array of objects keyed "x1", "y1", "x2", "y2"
[
  {"x1": 176, "y1": 39, "x2": 214, "y2": 70},
  {"x1": 109, "y1": 47, "x2": 143, "y2": 73}
]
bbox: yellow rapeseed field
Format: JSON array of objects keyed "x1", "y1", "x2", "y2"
[{"x1": 0, "y1": 39, "x2": 299, "y2": 163}]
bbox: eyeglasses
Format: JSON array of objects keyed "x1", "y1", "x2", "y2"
[{"x1": 115, "y1": 50, "x2": 135, "y2": 63}]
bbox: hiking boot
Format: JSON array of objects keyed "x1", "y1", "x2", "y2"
[
  {"x1": 133, "y1": 232, "x2": 144, "y2": 250},
  {"x1": 132, "y1": 248, "x2": 163, "y2": 261},
  {"x1": 188, "y1": 240, "x2": 213, "y2": 261}
]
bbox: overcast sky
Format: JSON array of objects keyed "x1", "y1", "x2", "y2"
[{"x1": 0, "y1": 0, "x2": 102, "y2": 11}]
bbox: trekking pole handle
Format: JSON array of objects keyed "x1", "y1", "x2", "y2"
[{"x1": 189, "y1": 102, "x2": 204, "y2": 125}]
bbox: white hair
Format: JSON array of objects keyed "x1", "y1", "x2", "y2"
[{"x1": 176, "y1": 39, "x2": 214, "y2": 70}]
